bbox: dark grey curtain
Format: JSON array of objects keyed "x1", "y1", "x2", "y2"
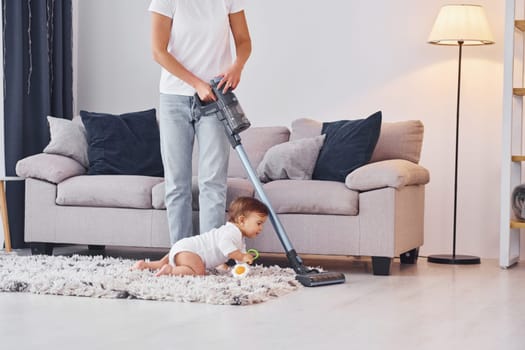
[{"x1": 3, "y1": 0, "x2": 73, "y2": 248}]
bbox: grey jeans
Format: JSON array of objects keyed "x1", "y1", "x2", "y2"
[{"x1": 159, "y1": 93, "x2": 230, "y2": 244}]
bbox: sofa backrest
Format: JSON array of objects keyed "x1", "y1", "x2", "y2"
[
  {"x1": 191, "y1": 118, "x2": 424, "y2": 178},
  {"x1": 290, "y1": 118, "x2": 424, "y2": 164},
  {"x1": 192, "y1": 126, "x2": 290, "y2": 178}
]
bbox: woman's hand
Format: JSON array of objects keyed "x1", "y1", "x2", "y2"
[
  {"x1": 195, "y1": 80, "x2": 216, "y2": 102},
  {"x1": 217, "y1": 63, "x2": 243, "y2": 94}
]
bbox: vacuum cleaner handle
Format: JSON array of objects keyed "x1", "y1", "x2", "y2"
[
  {"x1": 192, "y1": 94, "x2": 220, "y2": 117},
  {"x1": 193, "y1": 77, "x2": 250, "y2": 147}
]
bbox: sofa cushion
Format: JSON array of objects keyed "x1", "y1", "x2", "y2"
[
  {"x1": 80, "y1": 109, "x2": 164, "y2": 177},
  {"x1": 16, "y1": 153, "x2": 87, "y2": 184},
  {"x1": 256, "y1": 134, "x2": 325, "y2": 182},
  {"x1": 370, "y1": 120, "x2": 424, "y2": 164},
  {"x1": 345, "y1": 159, "x2": 430, "y2": 191},
  {"x1": 227, "y1": 126, "x2": 290, "y2": 178},
  {"x1": 43, "y1": 116, "x2": 89, "y2": 168},
  {"x1": 151, "y1": 182, "x2": 165, "y2": 209},
  {"x1": 312, "y1": 111, "x2": 382, "y2": 182},
  {"x1": 57, "y1": 175, "x2": 164, "y2": 209},
  {"x1": 151, "y1": 177, "x2": 254, "y2": 210},
  {"x1": 258, "y1": 180, "x2": 358, "y2": 215}
]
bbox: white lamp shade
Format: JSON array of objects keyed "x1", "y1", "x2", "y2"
[{"x1": 428, "y1": 4, "x2": 494, "y2": 45}]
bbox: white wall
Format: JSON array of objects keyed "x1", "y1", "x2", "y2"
[
  {"x1": 75, "y1": 0, "x2": 512, "y2": 259},
  {"x1": 76, "y1": 0, "x2": 158, "y2": 113}
]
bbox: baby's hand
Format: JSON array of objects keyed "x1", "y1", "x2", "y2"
[{"x1": 241, "y1": 253, "x2": 254, "y2": 265}]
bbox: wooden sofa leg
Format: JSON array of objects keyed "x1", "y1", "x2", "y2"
[
  {"x1": 30, "y1": 243, "x2": 54, "y2": 256},
  {"x1": 371, "y1": 256, "x2": 391, "y2": 276},
  {"x1": 400, "y1": 248, "x2": 419, "y2": 264}
]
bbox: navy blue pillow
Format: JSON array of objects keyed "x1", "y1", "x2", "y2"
[
  {"x1": 312, "y1": 111, "x2": 382, "y2": 182},
  {"x1": 80, "y1": 109, "x2": 164, "y2": 177}
]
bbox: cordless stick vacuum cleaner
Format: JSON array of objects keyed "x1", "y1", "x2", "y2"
[{"x1": 194, "y1": 77, "x2": 346, "y2": 287}]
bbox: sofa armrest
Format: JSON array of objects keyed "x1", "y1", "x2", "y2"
[
  {"x1": 345, "y1": 159, "x2": 429, "y2": 191},
  {"x1": 16, "y1": 153, "x2": 87, "y2": 184}
]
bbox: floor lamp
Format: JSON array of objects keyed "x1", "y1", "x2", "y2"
[{"x1": 427, "y1": 4, "x2": 494, "y2": 264}]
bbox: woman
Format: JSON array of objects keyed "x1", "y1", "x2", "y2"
[{"x1": 148, "y1": 0, "x2": 252, "y2": 243}]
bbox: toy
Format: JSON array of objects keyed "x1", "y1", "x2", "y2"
[{"x1": 231, "y1": 249, "x2": 259, "y2": 278}]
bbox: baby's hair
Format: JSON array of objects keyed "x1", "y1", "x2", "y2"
[{"x1": 227, "y1": 197, "x2": 269, "y2": 223}]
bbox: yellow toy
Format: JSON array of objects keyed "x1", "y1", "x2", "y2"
[{"x1": 231, "y1": 249, "x2": 259, "y2": 278}]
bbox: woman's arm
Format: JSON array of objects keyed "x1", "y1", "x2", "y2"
[
  {"x1": 150, "y1": 12, "x2": 215, "y2": 101},
  {"x1": 218, "y1": 10, "x2": 252, "y2": 92}
]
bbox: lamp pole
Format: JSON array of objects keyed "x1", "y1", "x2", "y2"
[
  {"x1": 428, "y1": 40, "x2": 480, "y2": 265},
  {"x1": 426, "y1": 4, "x2": 493, "y2": 265},
  {"x1": 452, "y1": 40, "x2": 463, "y2": 258}
]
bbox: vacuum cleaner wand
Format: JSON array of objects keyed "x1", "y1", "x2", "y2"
[{"x1": 194, "y1": 77, "x2": 346, "y2": 287}]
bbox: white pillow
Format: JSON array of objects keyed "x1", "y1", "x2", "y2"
[
  {"x1": 256, "y1": 134, "x2": 325, "y2": 183},
  {"x1": 43, "y1": 116, "x2": 89, "y2": 168}
]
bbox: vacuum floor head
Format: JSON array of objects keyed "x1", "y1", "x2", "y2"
[{"x1": 295, "y1": 271, "x2": 346, "y2": 287}]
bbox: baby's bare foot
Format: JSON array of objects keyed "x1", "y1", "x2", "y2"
[
  {"x1": 155, "y1": 264, "x2": 173, "y2": 277},
  {"x1": 131, "y1": 260, "x2": 147, "y2": 270}
]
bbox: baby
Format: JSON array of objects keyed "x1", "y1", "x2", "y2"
[{"x1": 132, "y1": 196, "x2": 268, "y2": 276}]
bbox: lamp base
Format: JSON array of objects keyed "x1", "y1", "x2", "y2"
[{"x1": 427, "y1": 254, "x2": 480, "y2": 265}]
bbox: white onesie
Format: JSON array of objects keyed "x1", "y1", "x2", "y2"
[{"x1": 168, "y1": 222, "x2": 246, "y2": 268}]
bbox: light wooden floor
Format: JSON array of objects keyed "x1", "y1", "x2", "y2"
[{"x1": 1, "y1": 247, "x2": 524, "y2": 350}]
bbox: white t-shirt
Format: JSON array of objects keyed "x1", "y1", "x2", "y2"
[
  {"x1": 168, "y1": 222, "x2": 246, "y2": 268},
  {"x1": 148, "y1": 0, "x2": 245, "y2": 96}
]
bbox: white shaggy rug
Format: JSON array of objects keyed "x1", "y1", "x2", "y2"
[{"x1": 0, "y1": 255, "x2": 301, "y2": 305}]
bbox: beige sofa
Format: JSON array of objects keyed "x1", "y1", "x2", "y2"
[{"x1": 15, "y1": 118, "x2": 429, "y2": 275}]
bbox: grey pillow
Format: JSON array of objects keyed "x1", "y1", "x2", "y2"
[
  {"x1": 43, "y1": 116, "x2": 89, "y2": 168},
  {"x1": 289, "y1": 118, "x2": 322, "y2": 141},
  {"x1": 16, "y1": 153, "x2": 87, "y2": 184},
  {"x1": 256, "y1": 134, "x2": 326, "y2": 183}
]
